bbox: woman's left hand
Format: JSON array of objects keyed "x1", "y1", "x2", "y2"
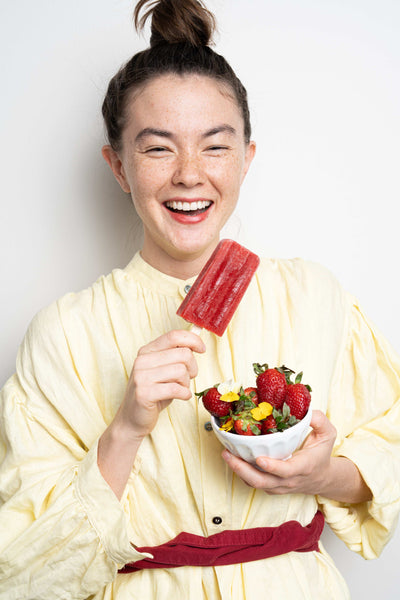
[{"x1": 222, "y1": 410, "x2": 337, "y2": 496}]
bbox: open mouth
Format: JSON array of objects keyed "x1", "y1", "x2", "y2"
[{"x1": 165, "y1": 200, "x2": 213, "y2": 216}]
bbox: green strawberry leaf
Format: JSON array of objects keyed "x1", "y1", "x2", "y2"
[
  {"x1": 281, "y1": 403, "x2": 291, "y2": 420},
  {"x1": 250, "y1": 424, "x2": 261, "y2": 435},
  {"x1": 272, "y1": 407, "x2": 283, "y2": 419},
  {"x1": 295, "y1": 372, "x2": 303, "y2": 384},
  {"x1": 195, "y1": 387, "x2": 212, "y2": 398},
  {"x1": 276, "y1": 421, "x2": 290, "y2": 431},
  {"x1": 253, "y1": 362, "x2": 268, "y2": 375},
  {"x1": 277, "y1": 365, "x2": 295, "y2": 384},
  {"x1": 219, "y1": 414, "x2": 232, "y2": 424},
  {"x1": 233, "y1": 400, "x2": 246, "y2": 413},
  {"x1": 244, "y1": 399, "x2": 257, "y2": 409}
]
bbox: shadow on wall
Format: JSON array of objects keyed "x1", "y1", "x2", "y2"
[{"x1": 83, "y1": 147, "x2": 144, "y2": 274}]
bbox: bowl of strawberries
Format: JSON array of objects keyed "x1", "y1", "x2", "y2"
[{"x1": 197, "y1": 363, "x2": 312, "y2": 463}]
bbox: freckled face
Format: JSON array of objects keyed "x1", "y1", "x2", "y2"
[{"x1": 110, "y1": 74, "x2": 255, "y2": 274}]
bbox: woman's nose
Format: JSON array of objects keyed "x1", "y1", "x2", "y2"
[{"x1": 171, "y1": 153, "x2": 206, "y2": 187}]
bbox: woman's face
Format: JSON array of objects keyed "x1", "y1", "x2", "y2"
[{"x1": 103, "y1": 73, "x2": 255, "y2": 277}]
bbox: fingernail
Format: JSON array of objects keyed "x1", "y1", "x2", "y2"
[
  {"x1": 258, "y1": 458, "x2": 268, "y2": 470},
  {"x1": 222, "y1": 450, "x2": 231, "y2": 461}
]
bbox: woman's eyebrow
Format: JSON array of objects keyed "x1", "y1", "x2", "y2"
[
  {"x1": 135, "y1": 124, "x2": 237, "y2": 143},
  {"x1": 202, "y1": 125, "x2": 236, "y2": 138},
  {"x1": 135, "y1": 127, "x2": 172, "y2": 142}
]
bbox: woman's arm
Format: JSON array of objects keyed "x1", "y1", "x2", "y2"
[
  {"x1": 0, "y1": 304, "x2": 204, "y2": 598},
  {"x1": 98, "y1": 330, "x2": 205, "y2": 499},
  {"x1": 222, "y1": 410, "x2": 372, "y2": 503}
]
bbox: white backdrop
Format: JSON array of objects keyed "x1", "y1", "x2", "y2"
[{"x1": 1, "y1": 1, "x2": 399, "y2": 597}]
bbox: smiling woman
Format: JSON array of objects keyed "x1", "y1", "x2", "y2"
[
  {"x1": 0, "y1": 1, "x2": 400, "y2": 600},
  {"x1": 102, "y1": 74, "x2": 255, "y2": 277}
]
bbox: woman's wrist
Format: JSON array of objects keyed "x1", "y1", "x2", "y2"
[
  {"x1": 97, "y1": 421, "x2": 144, "y2": 500},
  {"x1": 318, "y1": 456, "x2": 372, "y2": 504}
]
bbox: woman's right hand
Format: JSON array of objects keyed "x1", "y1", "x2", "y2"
[
  {"x1": 113, "y1": 330, "x2": 205, "y2": 442},
  {"x1": 98, "y1": 330, "x2": 205, "y2": 498}
]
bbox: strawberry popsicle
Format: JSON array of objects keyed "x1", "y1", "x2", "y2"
[{"x1": 177, "y1": 239, "x2": 260, "y2": 336}]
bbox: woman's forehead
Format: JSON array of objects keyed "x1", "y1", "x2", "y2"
[{"x1": 123, "y1": 73, "x2": 243, "y2": 134}]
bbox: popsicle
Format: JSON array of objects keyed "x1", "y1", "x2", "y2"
[{"x1": 177, "y1": 239, "x2": 260, "y2": 336}]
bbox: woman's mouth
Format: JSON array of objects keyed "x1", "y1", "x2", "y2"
[{"x1": 165, "y1": 200, "x2": 212, "y2": 216}]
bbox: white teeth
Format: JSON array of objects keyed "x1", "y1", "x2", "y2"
[{"x1": 166, "y1": 200, "x2": 212, "y2": 211}]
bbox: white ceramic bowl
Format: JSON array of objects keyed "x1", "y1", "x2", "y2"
[{"x1": 211, "y1": 408, "x2": 312, "y2": 463}]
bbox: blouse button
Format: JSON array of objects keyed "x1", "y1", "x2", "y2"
[
  {"x1": 184, "y1": 284, "x2": 192, "y2": 294},
  {"x1": 212, "y1": 516, "x2": 222, "y2": 525},
  {"x1": 204, "y1": 421, "x2": 212, "y2": 431}
]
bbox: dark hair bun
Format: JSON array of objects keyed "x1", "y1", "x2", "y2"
[
  {"x1": 103, "y1": 0, "x2": 251, "y2": 151},
  {"x1": 134, "y1": 0, "x2": 216, "y2": 47}
]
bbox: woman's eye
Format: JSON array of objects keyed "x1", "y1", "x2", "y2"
[
  {"x1": 206, "y1": 145, "x2": 229, "y2": 153},
  {"x1": 145, "y1": 146, "x2": 170, "y2": 153}
]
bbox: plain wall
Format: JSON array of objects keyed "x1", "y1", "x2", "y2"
[{"x1": 1, "y1": 1, "x2": 399, "y2": 597}]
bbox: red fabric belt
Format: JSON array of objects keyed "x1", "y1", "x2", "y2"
[{"x1": 119, "y1": 510, "x2": 324, "y2": 573}]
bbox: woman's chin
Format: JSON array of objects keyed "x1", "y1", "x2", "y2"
[
  {"x1": 143, "y1": 217, "x2": 226, "y2": 268},
  {"x1": 171, "y1": 231, "x2": 221, "y2": 258},
  {"x1": 160, "y1": 222, "x2": 220, "y2": 255}
]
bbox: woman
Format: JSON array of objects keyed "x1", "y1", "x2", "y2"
[{"x1": 0, "y1": 1, "x2": 399, "y2": 598}]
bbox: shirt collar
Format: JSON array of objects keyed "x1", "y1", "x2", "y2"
[{"x1": 124, "y1": 251, "x2": 198, "y2": 299}]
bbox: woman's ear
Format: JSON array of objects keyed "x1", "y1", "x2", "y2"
[
  {"x1": 101, "y1": 145, "x2": 131, "y2": 193},
  {"x1": 241, "y1": 140, "x2": 256, "y2": 183}
]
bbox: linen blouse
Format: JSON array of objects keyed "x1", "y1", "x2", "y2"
[{"x1": 0, "y1": 252, "x2": 399, "y2": 600}]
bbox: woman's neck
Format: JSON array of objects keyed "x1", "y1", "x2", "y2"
[{"x1": 140, "y1": 240, "x2": 218, "y2": 280}]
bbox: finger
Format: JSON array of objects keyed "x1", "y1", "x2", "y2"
[
  {"x1": 136, "y1": 380, "x2": 193, "y2": 404},
  {"x1": 135, "y1": 347, "x2": 199, "y2": 379},
  {"x1": 138, "y1": 330, "x2": 206, "y2": 355},
  {"x1": 134, "y1": 362, "x2": 191, "y2": 389},
  {"x1": 222, "y1": 450, "x2": 284, "y2": 490},
  {"x1": 153, "y1": 382, "x2": 193, "y2": 402},
  {"x1": 303, "y1": 411, "x2": 337, "y2": 451},
  {"x1": 309, "y1": 410, "x2": 336, "y2": 437},
  {"x1": 223, "y1": 450, "x2": 312, "y2": 496},
  {"x1": 255, "y1": 453, "x2": 310, "y2": 479}
]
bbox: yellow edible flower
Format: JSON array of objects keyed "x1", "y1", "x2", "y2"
[
  {"x1": 220, "y1": 419, "x2": 234, "y2": 431},
  {"x1": 220, "y1": 391, "x2": 240, "y2": 403},
  {"x1": 251, "y1": 402, "x2": 273, "y2": 421}
]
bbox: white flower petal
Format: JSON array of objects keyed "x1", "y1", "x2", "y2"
[
  {"x1": 231, "y1": 382, "x2": 241, "y2": 394},
  {"x1": 217, "y1": 379, "x2": 241, "y2": 395},
  {"x1": 217, "y1": 381, "x2": 230, "y2": 395}
]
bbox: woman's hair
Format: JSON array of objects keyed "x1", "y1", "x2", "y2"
[{"x1": 102, "y1": 0, "x2": 251, "y2": 151}]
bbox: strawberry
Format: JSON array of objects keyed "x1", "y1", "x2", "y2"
[
  {"x1": 283, "y1": 372, "x2": 311, "y2": 420},
  {"x1": 253, "y1": 363, "x2": 292, "y2": 409},
  {"x1": 243, "y1": 387, "x2": 259, "y2": 405},
  {"x1": 233, "y1": 418, "x2": 262, "y2": 436},
  {"x1": 197, "y1": 387, "x2": 231, "y2": 418},
  {"x1": 261, "y1": 414, "x2": 277, "y2": 434}
]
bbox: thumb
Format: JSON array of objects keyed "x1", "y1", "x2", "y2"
[{"x1": 306, "y1": 410, "x2": 337, "y2": 444}]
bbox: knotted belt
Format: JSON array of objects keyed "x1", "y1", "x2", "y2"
[{"x1": 119, "y1": 510, "x2": 324, "y2": 573}]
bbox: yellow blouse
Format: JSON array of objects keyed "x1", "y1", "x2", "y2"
[{"x1": 1, "y1": 252, "x2": 400, "y2": 600}]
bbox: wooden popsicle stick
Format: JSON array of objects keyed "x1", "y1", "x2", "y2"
[{"x1": 190, "y1": 324, "x2": 203, "y2": 336}]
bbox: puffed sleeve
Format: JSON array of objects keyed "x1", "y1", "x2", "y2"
[
  {"x1": 318, "y1": 296, "x2": 400, "y2": 559},
  {"x1": 0, "y1": 301, "x2": 151, "y2": 600}
]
